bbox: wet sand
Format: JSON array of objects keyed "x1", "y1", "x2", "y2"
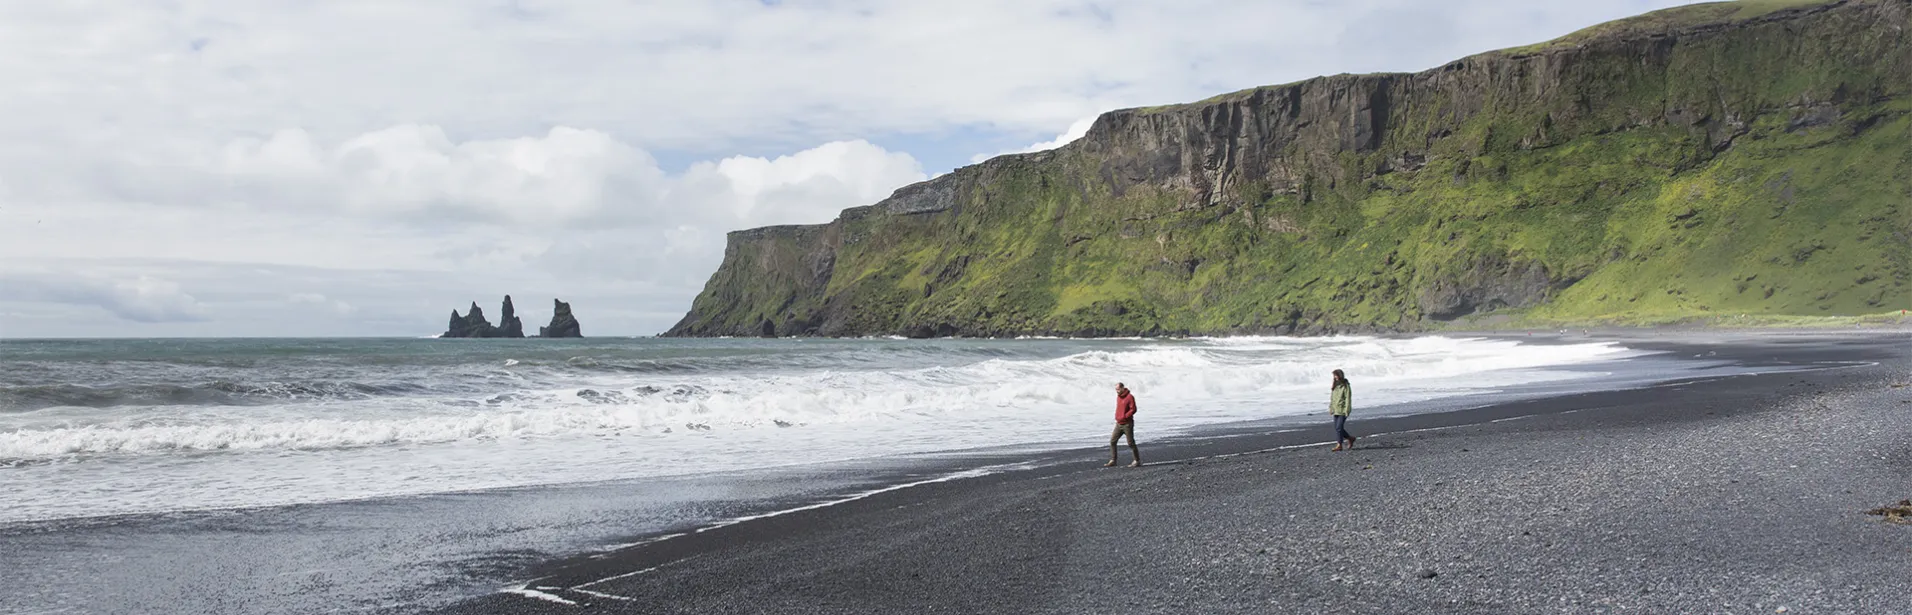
[{"x1": 437, "y1": 331, "x2": 1912, "y2": 614}]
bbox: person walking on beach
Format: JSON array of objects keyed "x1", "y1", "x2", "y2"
[
  {"x1": 1329, "y1": 369, "x2": 1357, "y2": 451},
  {"x1": 1106, "y1": 383, "x2": 1143, "y2": 467}
]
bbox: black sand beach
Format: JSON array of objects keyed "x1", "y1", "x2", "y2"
[{"x1": 437, "y1": 331, "x2": 1912, "y2": 614}]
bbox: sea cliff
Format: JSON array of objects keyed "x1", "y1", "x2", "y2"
[{"x1": 671, "y1": 0, "x2": 1912, "y2": 337}]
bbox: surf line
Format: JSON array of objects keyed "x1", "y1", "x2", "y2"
[
  {"x1": 576, "y1": 563, "x2": 668, "y2": 589},
  {"x1": 499, "y1": 587, "x2": 578, "y2": 606},
  {"x1": 565, "y1": 587, "x2": 637, "y2": 602},
  {"x1": 689, "y1": 461, "x2": 1036, "y2": 534},
  {"x1": 507, "y1": 461, "x2": 1038, "y2": 601}
]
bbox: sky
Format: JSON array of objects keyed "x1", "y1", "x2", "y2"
[{"x1": 0, "y1": 0, "x2": 1713, "y2": 338}]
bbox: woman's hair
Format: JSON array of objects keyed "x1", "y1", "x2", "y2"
[{"x1": 1331, "y1": 369, "x2": 1349, "y2": 388}]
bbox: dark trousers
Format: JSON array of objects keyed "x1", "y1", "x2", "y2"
[{"x1": 1333, "y1": 415, "x2": 1352, "y2": 441}]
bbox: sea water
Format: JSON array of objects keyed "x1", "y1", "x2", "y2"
[{"x1": 0, "y1": 335, "x2": 1641, "y2": 523}]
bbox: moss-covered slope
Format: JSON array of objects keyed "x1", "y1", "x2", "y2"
[{"x1": 669, "y1": 0, "x2": 1912, "y2": 337}]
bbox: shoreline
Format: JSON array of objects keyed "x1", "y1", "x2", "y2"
[
  {"x1": 437, "y1": 331, "x2": 1912, "y2": 614},
  {"x1": 0, "y1": 332, "x2": 1648, "y2": 527},
  {"x1": 659, "y1": 317, "x2": 1912, "y2": 341},
  {"x1": 6, "y1": 331, "x2": 1904, "y2": 614},
  {"x1": 679, "y1": 321, "x2": 1912, "y2": 344}
]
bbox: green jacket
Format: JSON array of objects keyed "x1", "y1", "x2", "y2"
[{"x1": 1330, "y1": 382, "x2": 1352, "y2": 416}]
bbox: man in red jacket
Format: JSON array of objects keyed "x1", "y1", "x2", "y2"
[{"x1": 1105, "y1": 383, "x2": 1143, "y2": 468}]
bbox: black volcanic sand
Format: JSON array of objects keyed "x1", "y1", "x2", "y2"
[{"x1": 439, "y1": 332, "x2": 1912, "y2": 615}]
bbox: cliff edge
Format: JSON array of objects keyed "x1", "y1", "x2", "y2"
[{"x1": 670, "y1": 0, "x2": 1912, "y2": 337}]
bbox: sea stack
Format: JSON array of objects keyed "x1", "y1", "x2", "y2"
[
  {"x1": 442, "y1": 296, "x2": 528, "y2": 338},
  {"x1": 538, "y1": 299, "x2": 583, "y2": 338},
  {"x1": 497, "y1": 295, "x2": 525, "y2": 337}
]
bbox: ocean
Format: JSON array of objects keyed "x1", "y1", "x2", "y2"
[{"x1": 1, "y1": 335, "x2": 1653, "y2": 613}]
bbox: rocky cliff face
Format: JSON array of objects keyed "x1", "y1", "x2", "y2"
[
  {"x1": 670, "y1": 0, "x2": 1912, "y2": 337},
  {"x1": 538, "y1": 299, "x2": 583, "y2": 338}
]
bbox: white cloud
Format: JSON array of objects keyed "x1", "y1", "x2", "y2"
[
  {"x1": 80, "y1": 124, "x2": 919, "y2": 232},
  {"x1": 288, "y1": 293, "x2": 356, "y2": 317},
  {"x1": 0, "y1": 273, "x2": 208, "y2": 324},
  {"x1": 524, "y1": 140, "x2": 925, "y2": 286},
  {"x1": 685, "y1": 140, "x2": 928, "y2": 228},
  {"x1": 209, "y1": 125, "x2": 666, "y2": 225},
  {"x1": 971, "y1": 115, "x2": 1100, "y2": 164}
]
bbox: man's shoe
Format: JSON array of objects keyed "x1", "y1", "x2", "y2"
[
  {"x1": 1103, "y1": 460, "x2": 1117, "y2": 467},
  {"x1": 1128, "y1": 461, "x2": 1142, "y2": 468},
  {"x1": 1330, "y1": 444, "x2": 1344, "y2": 452}
]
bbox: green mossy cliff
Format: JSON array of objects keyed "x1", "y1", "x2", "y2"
[{"x1": 670, "y1": 0, "x2": 1912, "y2": 338}]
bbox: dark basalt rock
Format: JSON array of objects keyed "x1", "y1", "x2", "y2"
[
  {"x1": 538, "y1": 299, "x2": 583, "y2": 338},
  {"x1": 1416, "y1": 257, "x2": 1560, "y2": 322},
  {"x1": 443, "y1": 296, "x2": 528, "y2": 338},
  {"x1": 498, "y1": 295, "x2": 525, "y2": 338},
  {"x1": 444, "y1": 301, "x2": 496, "y2": 338}
]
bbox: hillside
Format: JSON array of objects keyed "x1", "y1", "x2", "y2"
[{"x1": 668, "y1": 0, "x2": 1912, "y2": 338}]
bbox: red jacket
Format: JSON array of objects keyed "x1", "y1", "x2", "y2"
[{"x1": 1115, "y1": 392, "x2": 1137, "y2": 424}]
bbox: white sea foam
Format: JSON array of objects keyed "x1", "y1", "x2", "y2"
[
  {"x1": 0, "y1": 336, "x2": 1635, "y2": 461},
  {"x1": 0, "y1": 336, "x2": 1647, "y2": 521},
  {"x1": 499, "y1": 588, "x2": 577, "y2": 605},
  {"x1": 31, "y1": 343, "x2": 1578, "y2": 453}
]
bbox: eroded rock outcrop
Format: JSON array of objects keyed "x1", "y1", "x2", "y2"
[
  {"x1": 445, "y1": 302, "x2": 499, "y2": 338},
  {"x1": 498, "y1": 296, "x2": 525, "y2": 337},
  {"x1": 442, "y1": 296, "x2": 528, "y2": 338},
  {"x1": 1417, "y1": 257, "x2": 1565, "y2": 322},
  {"x1": 538, "y1": 299, "x2": 583, "y2": 338}
]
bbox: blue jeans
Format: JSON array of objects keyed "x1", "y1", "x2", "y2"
[{"x1": 1333, "y1": 415, "x2": 1352, "y2": 441}]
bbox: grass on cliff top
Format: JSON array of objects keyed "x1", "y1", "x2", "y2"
[
  {"x1": 1128, "y1": 74, "x2": 1380, "y2": 115},
  {"x1": 1500, "y1": 0, "x2": 1841, "y2": 55},
  {"x1": 1127, "y1": 0, "x2": 1845, "y2": 116}
]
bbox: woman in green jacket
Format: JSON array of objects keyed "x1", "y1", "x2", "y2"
[{"x1": 1329, "y1": 369, "x2": 1357, "y2": 451}]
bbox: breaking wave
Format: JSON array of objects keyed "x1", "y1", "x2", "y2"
[
  {"x1": 0, "y1": 336, "x2": 1637, "y2": 462},
  {"x1": 0, "y1": 381, "x2": 435, "y2": 411}
]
